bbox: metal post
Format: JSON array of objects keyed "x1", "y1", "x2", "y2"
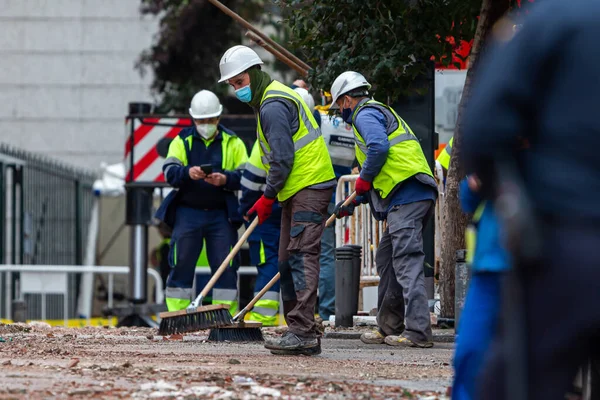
[
  {"x1": 41, "y1": 290, "x2": 46, "y2": 321},
  {"x1": 129, "y1": 224, "x2": 148, "y2": 303},
  {"x1": 124, "y1": 184, "x2": 153, "y2": 304},
  {"x1": 0, "y1": 162, "x2": 4, "y2": 265},
  {"x1": 18, "y1": 166, "x2": 24, "y2": 266},
  {"x1": 11, "y1": 167, "x2": 17, "y2": 265},
  {"x1": 64, "y1": 282, "x2": 68, "y2": 327},
  {"x1": 74, "y1": 180, "x2": 82, "y2": 265},
  {"x1": 108, "y1": 273, "x2": 114, "y2": 309},
  {"x1": 0, "y1": 162, "x2": 4, "y2": 319}
]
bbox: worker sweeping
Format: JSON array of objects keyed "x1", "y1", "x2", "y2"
[
  {"x1": 330, "y1": 71, "x2": 437, "y2": 348},
  {"x1": 155, "y1": 89, "x2": 248, "y2": 313},
  {"x1": 307, "y1": 89, "x2": 355, "y2": 322},
  {"x1": 218, "y1": 45, "x2": 335, "y2": 355},
  {"x1": 239, "y1": 141, "x2": 281, "y2": 326}
]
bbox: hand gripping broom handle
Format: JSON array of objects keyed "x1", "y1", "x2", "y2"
[
  {"x1": 325, "y1": 191, "x2": 357, "y2": 227},
  {"x1": 188, "y1": 217, "x2": 259, "y2": 308},
  {"x1": 233, "y1": 191, "x2": 358, "y2": 320}
]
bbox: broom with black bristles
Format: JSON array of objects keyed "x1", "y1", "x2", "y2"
[
  {"x1": 158, "y1": 217, "x2": 259, "y2": 336},
  {"x1": 208, "y1": 191, "x2": 357, "y2": 342},
  {"x1": 208, "y1": 272, "x2": 281, "y2": 342}
]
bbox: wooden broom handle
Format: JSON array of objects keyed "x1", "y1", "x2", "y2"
[
  {"x1": 199, "y1": 217, "x2": 259, "y2": 298},
  {"x1": 241, "y1": 191, "x2": 359, "y2": 312},
  {"x1": 244, "y1": 272, "x2": 281, "y2": 312}
]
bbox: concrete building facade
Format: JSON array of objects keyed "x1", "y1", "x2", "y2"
[{"x1": 0, "y1": 0, "x2": 159, "y2": 169}]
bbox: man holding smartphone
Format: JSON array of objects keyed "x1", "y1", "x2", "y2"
[{"x1": 155, "y1": 89, "x2": 248, "y2": 313}]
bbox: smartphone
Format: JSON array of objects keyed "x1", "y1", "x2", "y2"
[{"x1": 199, "y1": 164, "x2": 213, "y2": 175}]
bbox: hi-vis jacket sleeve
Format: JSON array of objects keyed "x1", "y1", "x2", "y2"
[
  {"x1": 223, "y1": 137, "x2": 248, "y2": 192},
  {"x1": 239, "y1": 142, "x2": 267, "y2": 216},
  {"x1": 163, "y1": 136, "x2": 189, "y2": 188}
]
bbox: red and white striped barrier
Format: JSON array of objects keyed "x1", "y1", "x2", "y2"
[{"x1": 124, "y1": 117, "x2": 191, "y2": 182}]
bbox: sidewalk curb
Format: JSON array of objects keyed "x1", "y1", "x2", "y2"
[{"x1": 324, "y1": 331, "x2": 455, "y2": 343}]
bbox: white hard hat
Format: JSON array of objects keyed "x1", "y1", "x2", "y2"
[
  {"x1": 218, "y1": 45, "x2": 263, "y2": 83},
  {"x1": 329, "y1": 71, "x2": 371, "y2": 109},
  {"x1": 293, "y1": 87, "x2": 315, "y2": 110},
  {"x1": 189, "y1": 90, "x2": 223, "y2": 119}
]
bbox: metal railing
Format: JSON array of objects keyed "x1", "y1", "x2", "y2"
[
  {"x1": 0, "y1": 144, "x2": 97, "y2": 320},
  {"x1": 0, "y1": 265, "x2": 163, "y2": 325},
  {"x1": 335, "y1": 175, "x2": 384, "y2": 279}
]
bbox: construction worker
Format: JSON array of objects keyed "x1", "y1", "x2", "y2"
[
  {"x1": 436, "y1": 136, "x2": 452, "y2": 171},
  {"x1": 307, "y1": 88, "x2": 354, "y2": 321},
  {"x1": 330, "y1": 71, "x2": 438, "y2": 348},
  {"x1": 239, "y1": 142, "x2": 281, "y2": 326},
  {"x1": 155, "y1": 89, "x2": 248, "y2": 313},
  {"x1": 218, "y1": 45, "x2": 335, "y2": 355}
]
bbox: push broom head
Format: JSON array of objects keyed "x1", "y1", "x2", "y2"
[
  {"x1": 208, "y1": 321, "x2": 264, "y2": 342},
  {"x1": 158, "y1": 304, "x2": 233, "y2": 336}
]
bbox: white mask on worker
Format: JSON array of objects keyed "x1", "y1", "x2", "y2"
[{"x1": 196, "y1": 124, "x2": 217, "y2": 139}]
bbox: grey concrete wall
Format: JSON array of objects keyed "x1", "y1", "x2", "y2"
[{"x1": 0, "y1": 0, "x2": 159, "y2": 169}]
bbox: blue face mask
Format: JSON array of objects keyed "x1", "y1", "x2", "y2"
[{"x1": 235, "y1": 85, "x2": 252, "y2": 103}]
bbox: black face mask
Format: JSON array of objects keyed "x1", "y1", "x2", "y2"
[{"x1": 341, "y1": 97, "x2": 353, "y2": 123}]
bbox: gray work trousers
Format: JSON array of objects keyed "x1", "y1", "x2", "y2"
[{"x1": 376, "y1": 200, "x2": 434, "y2": 343}]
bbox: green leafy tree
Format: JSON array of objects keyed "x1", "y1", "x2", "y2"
[
  {"x1": 275, "y1": 0, "x2": 482, "y2": 99},
  {"x1": 136, "y1": 0, "x2": 268, "y2": 113}
]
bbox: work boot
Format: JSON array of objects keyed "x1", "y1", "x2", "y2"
[
  {"x1": 384, "y1": 335, "x2": 433, "y2": 348},
  {"x1": 265, "y1": 331, "x2": 320, "y2": 356},
  {"x1": 360, "y1": 329, "x2": 386, "y2": 344}
]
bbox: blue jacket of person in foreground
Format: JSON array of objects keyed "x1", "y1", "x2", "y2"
[
  {"x1": 459, "y1": 177, "x2": 510, "y2": 273},
  {"x1": 452, "y1": 176, "x2": 511, "y2": 400}
]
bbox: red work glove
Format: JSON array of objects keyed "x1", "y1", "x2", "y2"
[
  {"x1": 247, "y1": 195, "x2": 276, "y2": 224},
  {"x1": 354, "y1": 176, "x2": 372, "y2": 195}
]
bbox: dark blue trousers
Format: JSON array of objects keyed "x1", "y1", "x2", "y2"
[{"x1": 166, "y1": 207, "x2": 239, "y2": 309}]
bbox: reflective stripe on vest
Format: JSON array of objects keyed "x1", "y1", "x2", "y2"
[
  {"x1": 245, "y1": 161, "x2": 267, "y2": 178},
  {"x1": 258, "y1": 89, "x2": 321, "y2": 165},
  {"x1": 354, "y1": 132, "x2": 416, "y2": 153}
]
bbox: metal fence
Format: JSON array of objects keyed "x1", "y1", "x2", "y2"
[
  {"x1": 335, "y1": 174, "x2": 384, "y2": 280},
  {"x1": 0, "y1": 144, "x2": 97, "y2": 320}
]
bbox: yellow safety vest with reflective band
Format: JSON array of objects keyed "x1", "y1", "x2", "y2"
[
  {"x1": 352, "y1": 100, "x2": 433, "y2": 199},
  {"x1": 436, "y1": 137, "x2": 453, "y2": 170},
  {"x1": 257, "y1": 80, "x2": 335, "y2": 202},
  {"x1": 164, "y1": 129, "x2": 247, "y2": 173}
]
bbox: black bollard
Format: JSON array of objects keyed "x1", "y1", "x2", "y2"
[
  {"x1": 335, "y1": 247, "x2": 355, "y2": 327},
  {"x1": 345, "y1": 245, "x2": 363, "y2": 315}
]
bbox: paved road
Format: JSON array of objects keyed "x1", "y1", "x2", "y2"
[{"x1": 0, "y1": 324, "x2": 453, "y2": 399}]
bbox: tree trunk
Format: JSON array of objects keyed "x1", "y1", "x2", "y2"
[{"x1": 439, "y1": 0, "x2": 510, "y2": 318}]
